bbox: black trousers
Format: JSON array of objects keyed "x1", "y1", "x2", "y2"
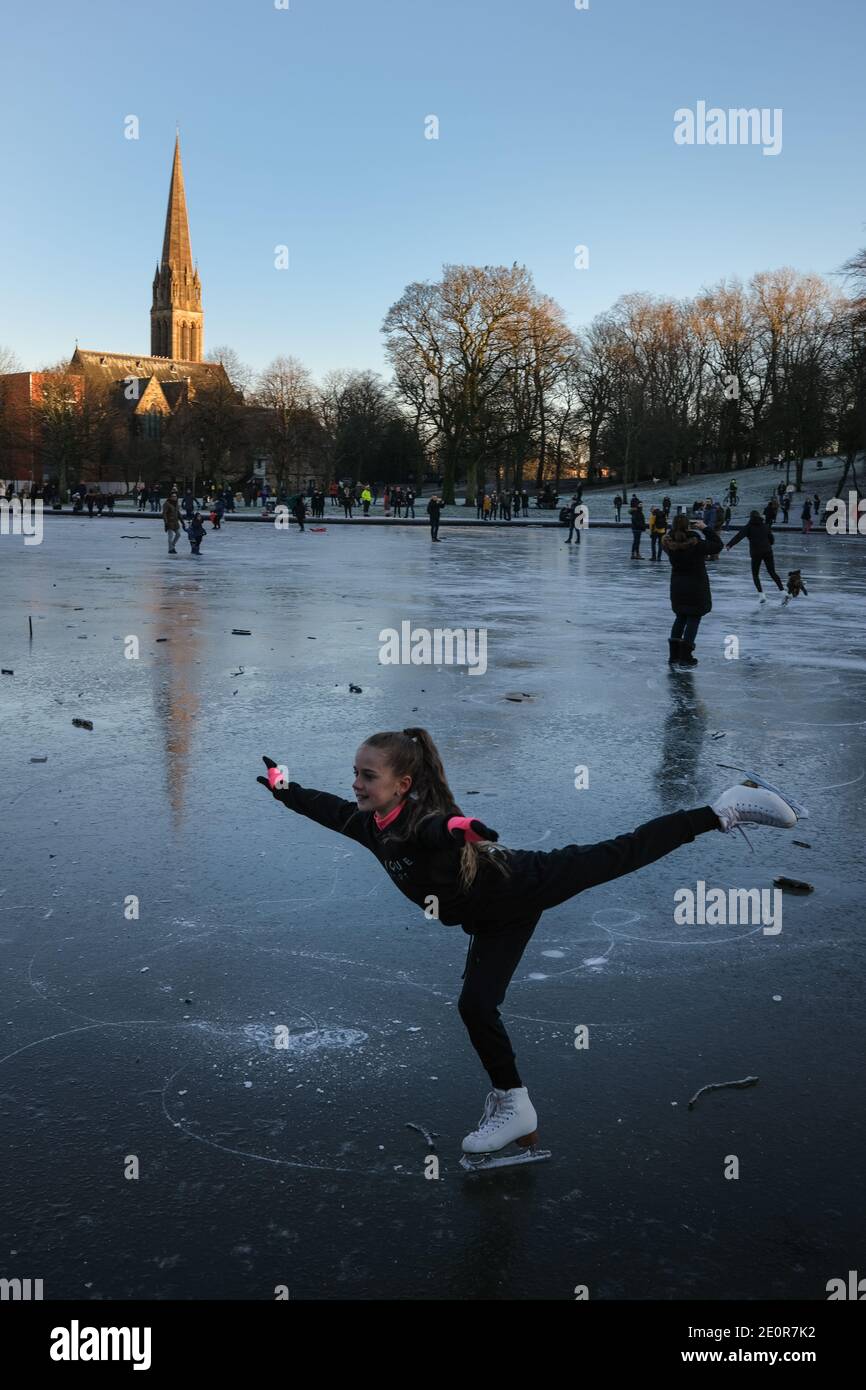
[
  {"x1": 430, "y1": 519, "x2": 440, "y2": 540},
  {"x1": 670, "y1": 614, "x2": 701, "y2": 642},
  {"x1": 751, "y1": 552, "x2": 783, "y2": 592},
  {"x1": 457, "y1": 807, "x2": 718, "y2": 1090}
]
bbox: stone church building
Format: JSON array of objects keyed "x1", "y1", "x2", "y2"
[{"x1": 1, "y1": 137, "x2": 233, "y2": 487}]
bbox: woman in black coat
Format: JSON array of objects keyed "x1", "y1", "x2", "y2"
[
  {"x1": 725, "y1": 509, "x2": 783, "y2": 600},
  {"x1": 661, "y1": 513, "x2": 723, "y2": 666},
  {"x1": 630, "y1": 503, "x2": 647, "y2": 558}
]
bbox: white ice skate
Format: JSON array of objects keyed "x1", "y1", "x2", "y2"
[
  {"x1": 459, "y1": 1087, "x2": 551, "y2": 1173},
  {"x1": 715, "y1": 769, "x2": 809, "y2": 820},
  {"x1": 712, "y1": 781, "x2": 801, "y2": 853}
]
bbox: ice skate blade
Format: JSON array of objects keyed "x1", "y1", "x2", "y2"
[
  {"x1": 741, "y1": 773, "x2": 809, "y2": 820},
  {"x1": 459, "y1": 1145, "x2": 552, "y2": 1173},
  {"x1": 717, "y1": 766, "x2": 808, "y2": 820}
]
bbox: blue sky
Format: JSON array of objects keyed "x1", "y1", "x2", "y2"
[{"x1": 1, "y1": 0, "x2": 863, "y2": 380}]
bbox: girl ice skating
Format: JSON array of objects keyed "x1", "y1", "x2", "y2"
[{"x1": 257, "y1": 729, "x2": 800, "y2": 1172}]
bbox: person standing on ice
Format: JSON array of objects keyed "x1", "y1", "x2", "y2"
[
  {"x1": 162, "y1": 490, "x2": 181, "y2": 554},
  {"x1": 185, "y1": 511, "x2": 206, "y2": 555},
  {"x1": 256, "y1": 729, "x2": 799, "y2": 1171},
  {"x1": 563, "y1": 496, "x2": 582, "y2": 545},
  {"x1": 725, "y1": 510, "x2": 784, "y2": 602},
  {"x1": 629, "y1": 500, "x2": 647, "y2": 558},
  {"x1": 292, "y1": 493, "x2": 307, "y2": 532},
  {"x1": 662, "y1": 513, "x2": 722, "y2": 666},
  {"x1": 649, "y1": 505, "x2": 667, "y2": 560},
  {"x1": 427, "y1": 493, "x2": 442, "y2": 542}
]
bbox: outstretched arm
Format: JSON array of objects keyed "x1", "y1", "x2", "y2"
[
  {"x1": 257, "y1": 756, "x2": 366, "y2": 843},
  {"x1": 725, "y1": 526, "x2": 748, "y2": 550}
]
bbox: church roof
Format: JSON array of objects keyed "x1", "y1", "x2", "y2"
[{"x1": 69, "y1": 348, "x2": 230, "y2": 392}]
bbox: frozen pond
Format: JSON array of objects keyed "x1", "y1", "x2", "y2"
[{"x1": 1, "y1": 517, "x2": 864, "y2": 1299}]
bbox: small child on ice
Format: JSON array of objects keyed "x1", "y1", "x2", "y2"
[
  {"x1": 257, "y1": 729, "x2": 800, "y2": 1169},
  {"x1": 186, "y1": 512, "x2": 206, "y2": 555}
]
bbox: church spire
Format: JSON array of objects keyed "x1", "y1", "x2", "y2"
[
  {"x1": 150, "y1": 135, "x2": 204, "y2": 361},
  {"x1": 161, "y1": 135, "x2": 195, "y2": 274}
]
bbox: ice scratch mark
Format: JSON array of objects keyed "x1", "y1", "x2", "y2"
[
  {"x1": 0, "y1": 1019, "x2": 176, "y2": 1069},
  {"x1": 812, "y1": 768, "x2": 865, "y2": 791},
  {"x1": 159, "y1": 1064, "x2": 414, "y2": 1178}
]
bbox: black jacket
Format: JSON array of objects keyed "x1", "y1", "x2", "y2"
[
  {"x1": 662, "y1": 527, "x2": 722, "y2": 616},
  {"x1": 270, "y1": 784, "x2": 481, "y2": 926},
  {"x1": 427, "y1": 499, "x2": 441, "y2": 520},
  {"x1": 728, "y1": 519, "x2": 774, "y2": 557}
]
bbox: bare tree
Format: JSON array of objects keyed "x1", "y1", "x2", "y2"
[
  {"x1": 254, "y1": 356, "x2": 317, "y2": 492},
  {"x1": 383, "y1": 263, "x2": 538, "y2": 503},
  {"x1": 207, "y1": 345, "x2": 255, "y2": 397}
]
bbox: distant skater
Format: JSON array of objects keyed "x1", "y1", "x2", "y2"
[
  {"x1": 649, "y1": 506, "x2": 667, "y2": 561},
  {"x1": 257, "y1": 730, "x2": 799, "y2": 1170},
  {"x1": 725, "y1": 510, "x2": 784, "y2": 602},
  {"x1": 427, "y1": 493, "x2": 442, "y2": 542},
  {"x1": 563, "y1": 496, "x2": 582, "y2": 544},
  {"x1": 630, "y1": 501, "x2": 647, "y2": 558},
  {"x1": 185, "y1": 512, "x2": 206, "y2": 555},
  {"x1": 162, "y1": 490, "x2": 181, "y2": 554}
]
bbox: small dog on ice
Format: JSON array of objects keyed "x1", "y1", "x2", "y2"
[{"x1": 782, "y1": 570, "x2": 809, "y2": 605}]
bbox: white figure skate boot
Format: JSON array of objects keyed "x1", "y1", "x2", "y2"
[
  {"x1": 712, "y1": 782, "x2": 800, "y2": 852},
  {"x1": 459, "y1": 1087, "x2": 551, "y2": 1173},
  {"x1": 712, "y1": 784, "x2": 798, "y2": 832}
]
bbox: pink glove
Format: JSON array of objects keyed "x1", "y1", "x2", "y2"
[
  {"x1": 447, "y1": 815, "x2": 497, "y2": 844},
  {"x1": 267, "y1": 766, "x2": 288, "y2": 791}
]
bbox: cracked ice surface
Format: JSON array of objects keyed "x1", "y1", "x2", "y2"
[{"x1": 0, "y1": 518, "x2": 864, "y2": 1299}]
